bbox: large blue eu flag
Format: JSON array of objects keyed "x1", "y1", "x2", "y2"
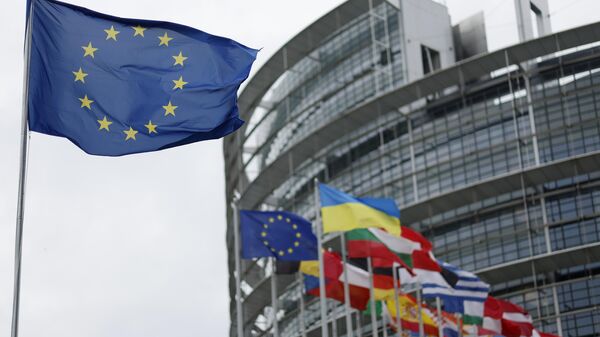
[
  {"x1": 27, "y1": 0, "x2": 257, "y2": 156},
  {"x1": 240, "y1": 211, "x2": 318, "y2": 261}
]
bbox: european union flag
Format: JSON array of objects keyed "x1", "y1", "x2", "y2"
[
  {"x1": 27, "y1": 0, "x2": 257, "y2": 156},
  {"x1": 240, "y1": 211, "x2": 318, "y2": 261}
]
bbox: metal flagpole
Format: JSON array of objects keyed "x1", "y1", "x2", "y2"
[
  {"x1": 298, "y1": 272, "x2": 307, "y2": 337},
  {"x1": 367, "y1": 257, "x2": 379, "y2": 337},
  {"x1": 355, "y1": 310, "x2": 363, "y2": 337},
  {"x1": 231, "y1": 201, "x2": 245, "y2": 337},
  {"x1": 456, "y1": 313, "x2": 463, "y2": 337},
  {"x1": 435, "y1": 297, "x2": 444, "y2": 337},
  {"x1": 382, "y1": 312, "x2": 388, "y2": 337},
  {"x1": 331, "y1": 301, "x2": 338, "y2": 337},
  {"x1": 12, "y1": 3, "x2": 34, "y2": 337},
  {"x1": 392, "y1": 264, "x2": 403, "y2": 337},
  {"x1": 270, "y1": 258, "x2": 279, "y2": 337},
  {"x1": 313, "y1": 179, "x2": 329, "y2": 337},
  {"x1": 416, "y1": 287, "x2": 425, "y2": 337},
  {"x1": 339, "y1": 234, "x2": 354, "y2": 337}
]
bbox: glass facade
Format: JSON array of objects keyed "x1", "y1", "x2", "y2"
[
  {"x1": 242, "y1": 2, "x2": 404, "y2": 182},
  {"x1": 225, "y1": 2, "x2": 600, "y2": 336}
]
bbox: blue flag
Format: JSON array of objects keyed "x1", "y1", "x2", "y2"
[
  {"x1": 240, "y1": 211, "x2": 318, "y2": 261},
  {"x1": 28, "y1": 0, "x2": 257, "y2": 156}
]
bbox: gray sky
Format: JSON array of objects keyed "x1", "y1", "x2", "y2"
[{"x1": 0, "y1": 0, "x2": 599, "y2": 336}]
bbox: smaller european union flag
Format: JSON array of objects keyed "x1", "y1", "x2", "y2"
[
  {"x1": 240, "y1": 210, "x2": 318, "y2": 261},
  {"x1": 28, "y1": 0, "x2": 257, "y2": 156}
]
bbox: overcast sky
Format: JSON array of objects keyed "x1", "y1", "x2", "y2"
[{"x1": 0, "y1": 0, "x2": 599, "y2": 336}]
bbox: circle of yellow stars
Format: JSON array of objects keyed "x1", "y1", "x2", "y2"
[
  {"x1": 72, "y1": 24, "x2": 189, "y2": 142},
  {"x1": 260, "y1": 215, "x2": 302, "y2": 257}
]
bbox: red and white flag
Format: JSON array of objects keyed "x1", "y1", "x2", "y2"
[
  {"x1": 532, "y1": 329, "x2": 560, "y2": 337},
  {"x1": 481, "y1": 296, "x2": 534, "y2": 337}
]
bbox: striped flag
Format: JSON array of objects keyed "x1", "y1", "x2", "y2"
[
  {"x1": 300, "y1": 251, "x2": 395, "y2": 300},
  {"x1": 319, "y1": 184, "x2": 401, "y2": 235},
  {"x1": 303, "y1": 274, "x2": 370, "y2": 310},
  {"x1": 402, "y1": 252, "x2": 490, "y2": 325},
  {"x1": 345, "y1": 227, "x2": 421, "y2": 270},
  {"x1": 482, "y1": 296, "x2": 534, "y2": 337},
  {"x1": 430, "y1": 261, "x2": 489, "y2": 325},
  {"x1": 434, "y1": 261, "x2": 490, "y2": 325}
]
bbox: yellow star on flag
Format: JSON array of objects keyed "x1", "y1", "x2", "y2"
[
  {"x1": 172, "y1": 51, "x2": 188, "y2": 66},
  {"x1": 172, "y1": 76, "x2": 188, "y2": 90},
  {"x1": 123, "y1": 127, "x2": 138, "y2": 141},
  {"x1": 72, "y1": 67, "x2": 88, "y2": 83},
  {"x1": 144, "y1": 120, "x2": 158, "y2": 134},
  {"x1": 82, "y1": 42, "x2": 98, "y2": 58},
  {"x1": 104, "y1": 25, "x2": 120, "y2": 41},
  {"x1": 132, "y1": 25, "x2": 146, "y2": 37},
  {"x1": 158, "y1": 32, "x2": 173, "y2": 46},
  {"x1": 78, "y1": 95, "x2": 94, "y2": 109},
  {"x1": 97, "y1": 116, "x2": 113, "y2": 131},
  {"x1": 162, "y1": 101, "x2": 178, "y2": 116}
]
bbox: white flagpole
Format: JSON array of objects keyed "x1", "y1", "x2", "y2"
[
  {"x1": 340, "y1": 234, "x2": 354, "y2": 337},
  {"x1": 298, "y1": 273, "x2": 307, "y2": 337},
  {"x1": 436, "y1": 297, "x2": 444, "y2": 337},
  {"x1": 367, "y1": 257, "x2": 379, "y2": 337},
  {"x1": 382, "y1": 312, "x2": 389, "y2": 337},
  {"x1": 416, "y1": 287, "x2": 425, "y2": 337},
  {"x1": 355, "y1": 310, "x2": 363, "y2": 337},
  {"x1": 231, "y1": 201, "x2": 245, "y2": 337},
  {"x1": 392, "y1": 264, "x2": 403, "y2": 337},
  {"x1": 331, "y1": 301, "x2": 338, "y2": 337},
  {"x1": 270, "y1": 258, "x2": 279, "y2": 337},
  {"x1": 12, "y1": 3, "x2": 34, "y2": 337},
  {"x1": 313, "y1": 179, "x2": 329, "y2": 337}
]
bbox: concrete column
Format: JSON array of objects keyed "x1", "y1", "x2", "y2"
[{"x1": 514, "y1": 0, "x2": 551, "y2": 42}]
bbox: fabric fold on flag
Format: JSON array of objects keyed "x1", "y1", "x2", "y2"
[
  {"x1": 482, "y1": 296, "x2": 534, "y2": 337},
  {"x1": 346, "y1": 228, "x2": 416, "y2": 271},
  {"x1": 347, "y1": 258, "x2": 399, "y2": 300},
  {"x1": 303, "y1": 274, "x2": 370, "y2": 311},
  {"x1": 400, "y1": 226, "x2": 433, "y2": 252},
  {"x1": 399, "y1": 251, "x2": 489, "y2": 325},
  {"x1": 301, "y1": 251, "x2": 371, "y2": 310},
  {"x1": 425, "y1": 260, "x2": 489, "y2": 325},
  {"x1": 384, "y1": 294, "x2": 439, "y2": 336},
  {"x1": 300, "y1": 252, "x2": 396, "y2": 300},
  {"x1": 319, "y1": 184, "x2": 401, "y2": 235},
  {"x1": 28, "y1": 0, "x2": 257, "y2": 156}
]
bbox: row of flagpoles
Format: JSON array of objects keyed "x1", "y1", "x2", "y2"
[{"x1": 231, "y1": 179, "x2": 559, "y2": 337}]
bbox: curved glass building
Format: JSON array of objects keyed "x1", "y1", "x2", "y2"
[{"x1": 224, "y1": 0, "x2": 600, "y2": 336}]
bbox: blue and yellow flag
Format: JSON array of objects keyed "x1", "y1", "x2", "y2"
[
  {"x1": 27, "y1": 0, "x2": 257, "y2": 156},
  {"x1": 240, "y1": 211, "x2": 318, "y2": 261},
  {"x1": 319, "y1": 183, "x2": 401, "y2": 235}
]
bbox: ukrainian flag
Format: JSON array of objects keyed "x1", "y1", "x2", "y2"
[{"x1": 319, "y1": 184, "x2": 401, "y2": 235}]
